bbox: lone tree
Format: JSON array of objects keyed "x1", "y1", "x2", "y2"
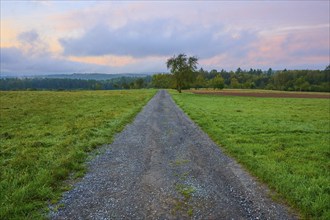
[{"x1": 166, "y1": 53, "x2": 198, "y2": 93}]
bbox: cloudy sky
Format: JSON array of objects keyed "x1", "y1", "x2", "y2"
[{"x1": 1, "y1": 1, "x2": 329, "y2": 75}]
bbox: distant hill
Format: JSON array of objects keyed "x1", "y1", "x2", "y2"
[
  {"x1": 0, "y1": 73, "x2": 155, "y2": 80},
  {"x1": 34, "y1": 73, "x2": 154, "y2": 80}
]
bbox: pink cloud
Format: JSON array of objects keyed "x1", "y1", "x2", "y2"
[{"x1": 245, "y1": 25, "x2": 329, "y2": 69}]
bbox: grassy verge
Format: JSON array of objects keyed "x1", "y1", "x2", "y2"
[
  {"x1": 0, "y1": 89, "x2": 156, "y2": 219},
  {"x1": 170, "y1": 90, "x2": 330, "y2": 219},
  {"x1": 190, "y1": 88, "x2": 330, "y2": 95}
]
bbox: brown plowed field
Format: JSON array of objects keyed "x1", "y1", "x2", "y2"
[{"x1": 190, "y1": 90, "x2": 330, "y2": 99}]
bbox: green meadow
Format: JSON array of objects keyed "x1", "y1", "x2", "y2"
[
  {"x1": 0, "y1": 90, "x2": 156, "y2": 219},
  {"x1": 170, "y1": 90, "x2": 330, "y2": 219}
]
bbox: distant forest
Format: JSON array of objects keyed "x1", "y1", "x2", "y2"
[
  {"x1": 0, "y1": 76, "x2": 152, "y2": 91},
  {"x1": 1, "y1": 66, "x2": 329, "y2": 92}
]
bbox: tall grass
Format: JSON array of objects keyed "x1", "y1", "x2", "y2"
[
  {"x1": 170, "y1": 90, "x2": 330, "y2": 219},
  {"x1": 0, "y1": 90, "x2": 156, "y2": 219}
]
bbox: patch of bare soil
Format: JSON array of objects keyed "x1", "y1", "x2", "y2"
[
  {"x1": 191, "y1": 90, "x2": 330, "y2": 99},
  {"x1": 50, "y1": 90, "x2": 297, "y2": 219}
]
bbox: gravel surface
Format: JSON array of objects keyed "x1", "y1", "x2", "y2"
[{"x1": 50, "y1": 90, "x2": 296, "y2": 220}]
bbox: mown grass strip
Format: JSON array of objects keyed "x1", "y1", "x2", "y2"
[
  {"x1": 170, "y1": 90, "x2": 330, "y2": 219},
  {"x1": 0, "y1": 89, "x2": 157, "y2": 219}
]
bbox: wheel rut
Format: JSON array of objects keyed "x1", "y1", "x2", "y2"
[{"x1": 51, "y1": 90, "x2": 296, "y2": 220}]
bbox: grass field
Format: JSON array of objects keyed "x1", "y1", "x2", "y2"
[
  {"x1": 191, "y1": 88, "x2": 330, "y2": 95},
  {"x1": 170, "y1": 90, "x2": 330, "y2": 219},
  {"x1": 0, "y1": 90, "x2": 156, "y2": 219}
]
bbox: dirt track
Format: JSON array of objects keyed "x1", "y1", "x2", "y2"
[
  {"x1": 50, "y1": 90, "x2": 296, "y2": 219},
  {"x1": 191, "y1": 90, "x2": 330, "y2": 99}
]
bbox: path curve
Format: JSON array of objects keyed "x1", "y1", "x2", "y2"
[{"x1": 51, "y1": 90, "x2": 296, "y2": 220}]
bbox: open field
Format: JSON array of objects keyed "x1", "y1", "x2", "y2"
[
  {"x1": 170, "y1": 90, "x2": 330, "y2": 219},
  {"x1": 0, "y1": 90, "x2": 156, "y2": 219},
  {"x1": 191, "y1": 89, "x2": 330, "y2": 99}
]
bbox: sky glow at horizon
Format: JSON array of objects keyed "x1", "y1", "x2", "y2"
[{"x1": 1, "y1": 1, "x2": 329, "y2": 75}]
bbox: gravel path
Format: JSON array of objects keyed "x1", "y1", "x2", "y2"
[{"x1": 51, "y1": 90, "x2": 296, "y2": 220}]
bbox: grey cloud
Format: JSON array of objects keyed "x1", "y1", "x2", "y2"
[
  {"x1": 16, "y1": 29, "x2": 51, "y2": 57},
  {"x1": 18, "y1": 30, "x2": 40, "y2": 44},
  {"x1": 0, "y1": 47, "x2": 109, "y2": 75},
  {"x1": 0, "y1": 47, "x2": 24, "y2": 64},
  {"x1": 59, "y1": 19, "x2": 257, "y2": 58},
  {"x1": 1, "y1": 30, "x2": 110, "y2": 75},
  {"x1": 0, "y1": 46, "x2": 165, "y2": 75}
]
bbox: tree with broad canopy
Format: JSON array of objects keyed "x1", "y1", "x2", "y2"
[{"x1": 166, "y1": 53, "x2": 198, "y2": 93}]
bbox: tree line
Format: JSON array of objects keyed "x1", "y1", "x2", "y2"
[
  {"x1": 153, "y1": 67, "x2": 330, "y2": 92},
  {"x1": 1, "y1": 67, "x2": 329, "y2": 92},
  {"x1": 1, "y1": 53, "x2": 329, "y2": 92},
  {"x1": 0, "y1": 76, "x2": 152, "y2": 91},
  {"x1": 154, "y1": 54, "x2": 329, "y2": 92}
]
